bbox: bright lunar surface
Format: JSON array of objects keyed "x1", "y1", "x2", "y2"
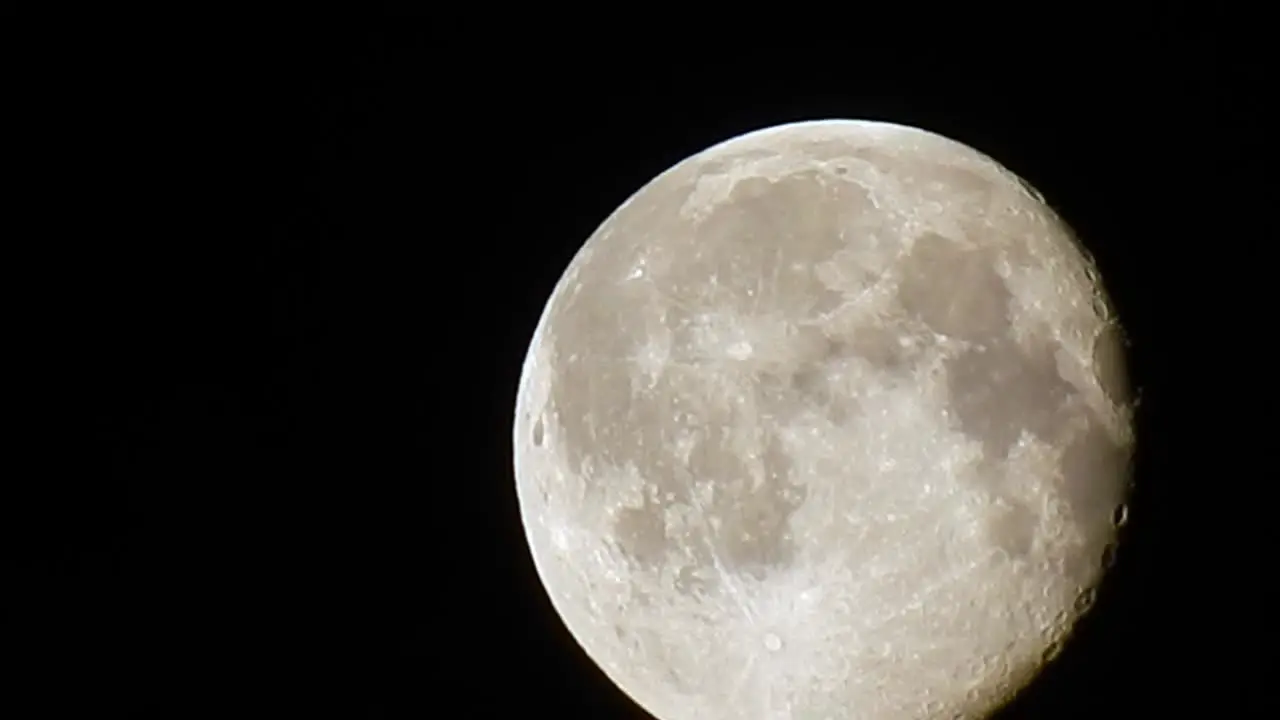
[{"x1": 513, "y1": 119, "x2": 1134, "y2": 720}]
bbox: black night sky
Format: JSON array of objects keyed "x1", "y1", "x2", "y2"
[{"x1": 9, "y1": 23, "x2": 1267, "y2": 718}]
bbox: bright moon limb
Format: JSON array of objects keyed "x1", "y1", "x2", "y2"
[{"x1": 513, "y1": 119, "x2": 1134, "y2": 720}]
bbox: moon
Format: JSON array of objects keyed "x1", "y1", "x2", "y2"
[{"x1": 513, "y1": 119, "x2": 1134, "y2": 720}]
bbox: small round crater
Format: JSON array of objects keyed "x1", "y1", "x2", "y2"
[
  {"x1": 1111, "y1": 502, "x2": 1129, "y2": 528},
  {"x1": 1074, "y1": 587, "x2": 1097, "y2": 614},
  {"x1": 1040, "y1": 642, "x2": 1063, "y2": 664},
  {"x1": 1091, "y1": 291, "x2": 1111, "y2": 321},
  {"x1": 985, "y1": 501, "x2": 1036, "y2": 559},
  {"x1": 531, "y1": 417, "x2": 545, "y2": 447},
  {"x1": 987, "y1": 546, "x2": 1011, "y2": 568},
  {"x1": 959, "y1": 655, "x2": 985, "y2": 681},
  {"x1": 1101, "y1": 542, "x2": 1118, "y2": 570},
  {"x1": 763, "y1": 632, "x2": 782, "y2": 651}
]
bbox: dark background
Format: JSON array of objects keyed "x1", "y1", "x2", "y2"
[{"x1": 8, "y1": 24, "x2": 1266, "y2": 718}]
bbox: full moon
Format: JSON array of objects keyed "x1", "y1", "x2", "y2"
[{"x1": 512, "y1": 120, "x2": 1134, "y2": 719}]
